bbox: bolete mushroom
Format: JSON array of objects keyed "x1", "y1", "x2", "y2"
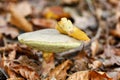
[{"x1": 18, "y1": 18, "x2": 90, "y2": 62}]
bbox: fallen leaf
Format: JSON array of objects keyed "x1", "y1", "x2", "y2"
[
  {"x1": 0, "y1": 43, "x2": 39, "y2": 60},
  {"x1": 110, "y1": 21, "x2": 120, "y2": 38},
  {"x1": 0, "y1": 26, "x2": 19, "y2": 39},
  {"x1": 113, "y1": 48, "x2": 120, "y2": 56},
  {"x1": 7, "y1": 77, "x2": 25, "y2": 80},
  {"x1": 0, "y1": 16, "x2": 7, "y2": 27},
  {"x1": 0, "y1": 33, "x2": 4, "y2": 46},
  {"x1": 14, "y1": 1, "x2": 32, "y2": 16},
  {"x1": 67, "y1": 70, "x2": 112, "y2": 80},
  {"x1": 7, "y1": 68, "x2": 19, "y2": 78},
  {"x1": 46, "y1": 60, "x2": 72, "y2": 80},
  {"x1": 108, "y1": 0, "x2": 119, "y2": 6},
  {"x1": 89, "y1": 71, "x2": 112, "y2": 80},
  {"x1": 42, "y1": 6, "x2": 70, "y2": 20},
  {"x1": 107, "y1": 72, "x2": 120, "y2": 80},
  {"x1": 67, "y1": 71, "x2": 89, "y2": 80},
  {"x1": 64, "y1": 8, "x2": 97, "y2": 29},
  {"x1": 61, "y1": 0, "x2": 79, "y2": 5},
  {"x1": 31, "y1": 18, "x2": 57, "y2": 29},
  {"x1": 88, "y1": 60, "x2": 103, "y2": 70},
  {"x1": 101, "y1": 46, "x2": 120, "y2": 67},
  {"x1": 72, "y1": 50, "x2": 88, "y2": 71},
  {"x1": 8, "y1": 3, "x2": 33, "y2": 32},
  {"x1": 9, "y1": 62, "x2": 40, "y2": 80},
  {"x1": 18, "y1": 56, "x2": 41, "y2": 75}
]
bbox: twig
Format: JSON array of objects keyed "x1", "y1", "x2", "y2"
[
  {"x1": 85, "y1": 0, "x2": 95, "y2": 15},
  {"x1": 85, "y1": 26, "x2": 102, "y2": 49},
  {"x1": 85, "y1": 0, "x2": 102, "y2": 48}
]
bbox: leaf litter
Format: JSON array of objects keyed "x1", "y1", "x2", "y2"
[{"x1": 0, "y1": 0, "x2": 120, "y2": 80}]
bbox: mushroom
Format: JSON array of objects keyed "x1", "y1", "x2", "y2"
[
  {"x1": 18, "y1": 17, "x2": 90, "y2": 64},
  {"x1": 18, "y1": 29, "x2": 83, "y2": 53}
]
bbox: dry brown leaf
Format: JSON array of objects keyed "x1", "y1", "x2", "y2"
[
  {"x1": 0, "y1": 43, "x2": 39, "y2": 60},
  {"x1": 67, "y1": 71, "x2": 89, "y2": 80},
  {"x1": 18, "y1": 56, "x2": 41, "y2": 75},
  {"x1": 101, "y1": 46, "x2": 120, "y2": 67},
  {"x1": 72, "y1": 50, "x2": 88, "y2": 71},
  {"x1": 0, "y1": 33, "x2": 3, "y2": 39},
  {"x1": 113, "y1": 48, "x2": 120, "y2": 56},
  {"x1": 0, "y1": 16, "x2": 7, "y2": 27},
  {"x1": 89, "y1": 71, "x2": 112, "y2": 80},
  {"x1": 0, "y1": 33, "x2": 3, "y2": 46},
  {"x1": 108, "y1": 0, "x2": 120, "y2": 6},
  {"x1": 7, "y1": 68, "x2": 18, "y2": 78},
  {"x1": 31, "y1": 18, "x2": 57, "y2": 29},
  {"x1": 107, "y1": 72, "x2": 120, "y2": 80},
  {"x1": 0, "y1": 26, "x2": 19, "y2": 39},
  {"x1": 42, "y1": 6, "x2": 70, "y2": 20},
  {"x1": 9, "y1": 62, "x2": 40, "y2": 80},
  {"x1": 67, "y1": 71, "x2": 112, "y2": 80},
  {"x1": 111, "y1": 22, "x2": 120, "y2": 38},
  {"x1": 14, "y1": 1, "x2": 32, "y2": 17},
  {"x1": 88, "y1": 60, "x2": 103, "y2": 69},
  {"x1": 0, "y1": 43, "x2": 18, "y2": 51},
  {"x1": 46, "y1": 60, "x2": 72, "y2": 80},
  {"x1": 61, "y1": 0, "x2": 79, "y2": 5},
  {"x1": 7, "y1": 77, "x2": 25, "y2": 80},
  {"x1": 9, "y1": 3, "x2": 33, "y2": 32}
]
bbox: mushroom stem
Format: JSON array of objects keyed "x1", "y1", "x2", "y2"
[
  {"x1": 42, "y1": 52, "x2": 55, "y2": 76},
  {"x1": 42, "y1": 52, "x2": 54, "y2": 63}
]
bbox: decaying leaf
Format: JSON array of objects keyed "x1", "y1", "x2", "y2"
[
  {"x1": 101, "y1": 46, "x2": 120, "y2": 67},
  {"x1": 14, "y1": 1, "x2": 32, "y2": 17},
  {"x1": 18, "y1": 56, "x2": 41, "y2": 74},
  {"x1": 111, "y1": 21, "x2": 120, "y2": 38},
  {"x1": 0, "y1": 26, "x2": 19, "y2": 39},
  {"x1": 67, "y1": 70, "x2": 112, "y2": 80},
  {"x1": 0, "y1": 33, "x2": 4, "y2": 46},
  {"x1": 31, "y1": 18, "x2": 57, "y2": 29},
  {"x1": 108, "y1": 0, "x2": 119, "y2": 6},
  {"x1": 56, "y1": 18, "x2": 90, "y2": 41},
  {"x1": 0, "y1": 16, "x2": 7, "y2": 27},
  {"x1": 42, "y1": 6, "x2": 70, "y2": 20},
  {"x1": 89, "y1": 71, "x2": 112, "y2": 80},
  {"x1": 46, "y1": 60, "x2": 72, "y2": 80},
  {"x1": 7, "y1": 68, "x2": 19, "y2": 78},
  {"x1": 7, "y1": 77, "x2": 25, "y2": 80},
  {"x1": 72, "y1": 50, "x2": 88, "y2": 71},
  {"x1": 107, "y1": 72, "x2": 120, "y2": 80},
  {"x1": 9, "y1": 62, "x2": 40, "y2": 80},
  {"x1": 61, "y1": 0, "x2": 79, "y2": 5},
  {"x1": 88, "y1": 60, "x2": 103, "y2": 70},
  {"x1": 8, "y1": 3, "x2": 33, "y2": 32}
]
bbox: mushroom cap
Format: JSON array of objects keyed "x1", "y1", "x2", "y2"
[{"x1": 18, "y1": 29, "x2": 82, "y2": 53}]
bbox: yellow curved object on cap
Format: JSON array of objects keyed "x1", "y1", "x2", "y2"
[{"x1": 56, "y1": 18, "x2": 90, "y2": 41}]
